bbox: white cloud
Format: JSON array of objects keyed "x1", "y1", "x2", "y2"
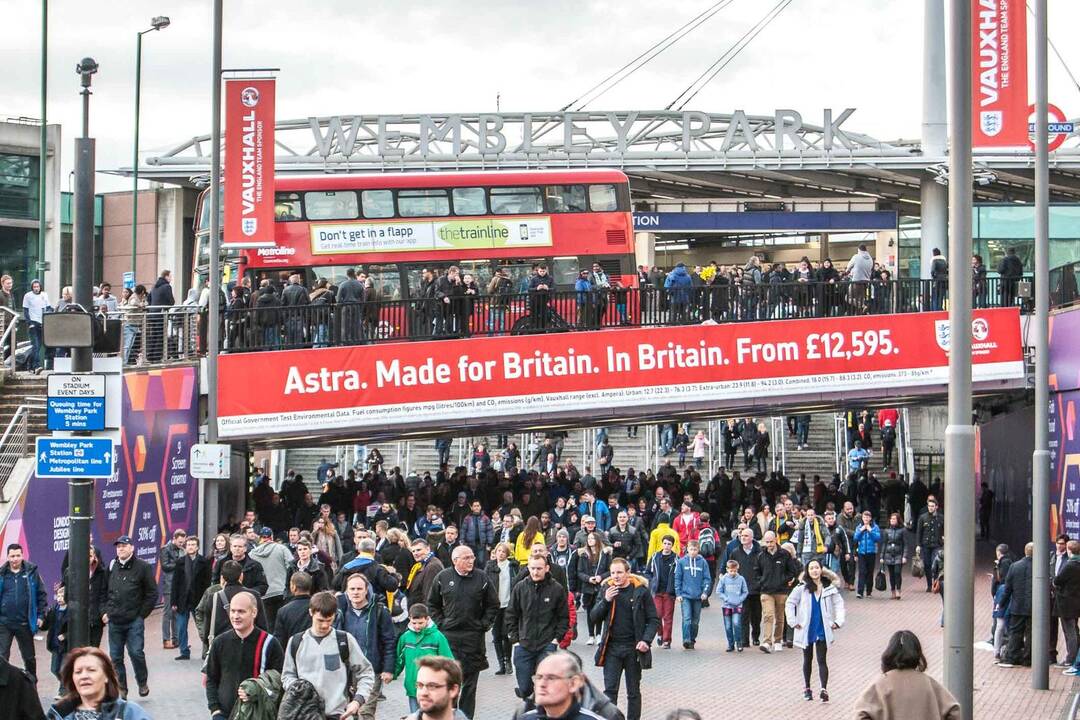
[{"x1": 3, "y1": 0, "x2": 1079, "y2": 192}]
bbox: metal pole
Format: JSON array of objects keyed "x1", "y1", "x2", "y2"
[
  {"x1": 207, "y1": 0, "x2": 222, "y2": 447},
  {"x1": 131, "y1": 31, "x2": 142, "y2": 277},
  {"x1": 69, "y1": 58, "x2": 98, "y2": 649},
  {"x1": 943, "y1": 0, "x2": 974, "y2": 716},
  {"x1": 38, "y1": 0, "x2": 47, "y2": 281},
  {"x1": 1031, "y1": 0, "x2": 1051, "y2": 691}
]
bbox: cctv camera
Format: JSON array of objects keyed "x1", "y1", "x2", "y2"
[{"x1": 76, "y1": 57, "x2": 99, "y2": 76}]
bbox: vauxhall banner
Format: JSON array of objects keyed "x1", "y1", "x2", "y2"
[
  {"x1": 224, "y1": 78, "x2": 276, "y2": 247},
  {"x1": 972, "y1": 0, "x2": 1028, "y2": 148},
  {"x1": 216, "y1": 308, "x2": 1025, "y2": 439}
]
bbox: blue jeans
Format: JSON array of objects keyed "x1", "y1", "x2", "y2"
[
  {"x1": 513, "y1": 642, "x2": 556, "y2": 699},
  {"x1": 408, "y1": 696, "x2": 419, "y2": 713},
  {"x1": 681, "y1": 598, "x2": 702, "y2": 643},
  {"x1": 723, "y1": 610, "x2": 743, "y2": 649},
  {"x1": 175, "y1": 610, "x2": 191, "y2": 657},
  {"x1": 122, "y1": 324, "x2": 140, "y2": 363},
  {"x1": 262, "y1": 325, "x2": 280, "y2": 349},
  {"x1": 488, "y1": 307, "x2": 506, "y2": 334},
  {"x1": 108, "y1": 617, "x2": 147, "y2": 688},
  {"x1": 28, "y1": 322, "x2": 43, "y2": 369}
]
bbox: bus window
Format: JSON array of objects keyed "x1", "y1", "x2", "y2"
[
  {"x1": 490, "y1": 186, "x2": 543, "y2": 215},
  {"x1": 551, "y1": 258, "x2": 582, "y2": 287},
  {"x1": 588, "y1": 184, "x2": 619, "y2": 212},
  {"x1": 362, "y1": 190, "x2": 395, "y2": 219},
  {"x1": 304, "y1": 191, "x2": 358, "y2": 220},
  {"x1": 451, "y1": 187, "x2": 487, "y2": 216},
  {"x1": 275, "y1": 192, "x2": 303, "y2": 220},
  {"x1": 544, "y1": 185, "x2": 587, "y2": 213},
  {"x1": 398, "y1": 188, "x2": 450, "y2": 218},
  {"x1": 364, "y1": 264, "x2": 402, "y2": 301}
]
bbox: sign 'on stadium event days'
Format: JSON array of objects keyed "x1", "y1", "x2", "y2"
[{"x1": 216, "y1": 308, "x2": 1025, "y2": 438}]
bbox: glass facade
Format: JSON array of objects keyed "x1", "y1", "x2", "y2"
[
  {"x1": 0, "y1": 153, "x2": 39, "y2": 220},
  {"x1": 897, "y1": 204, "x2": 1080, "y2": 277}
]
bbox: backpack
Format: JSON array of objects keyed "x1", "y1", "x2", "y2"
[
  {"x1": 697, "y1": 527, "x2": 717, "y2": 557},
  {"x1": 288, "y1": 629, "x2": 355, "y2": 700}
]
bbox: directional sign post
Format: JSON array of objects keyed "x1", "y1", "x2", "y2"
[
  {"x1": 35, "y1": 437, "x2": 115, "y2": 478},
  {"x1": 47, "y1": 374, "x2": 106, "y2": 431},
  {"x1": 190, "y1": 443, "x2": 230, "y2": 479}
]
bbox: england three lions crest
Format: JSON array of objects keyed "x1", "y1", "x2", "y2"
[
  {"x1": 934, "y1": 320, "x2": 951, "y2": 351},
  {"x1": 981, "y1": 111, "x2": 1003, "y2": 137}
]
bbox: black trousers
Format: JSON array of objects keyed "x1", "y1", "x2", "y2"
[
  {"x1": 458, "y1": 669, "x2": 479, "y2": 718},
  {"x1": 263, "y1": 595, "x2": 283, "y2": 628},
  {"x1": 920, "y1": 545, "x2": 939, "y2": 591},
  {"x1": 740, "y1": 594, "x2": 762, "y2": 645},
  {"x1": 802, "y1": 639, "x2": 829, "y2": 689},
  {"x1": 857, "y1": 554, "x2": 877, "y2": 596},
  {"x1": 886, "y1": 563, "x2": 903, "y2": 592},
  {"x1": 491, "y1": 608, "x2": 511, "y2": 665},
  {"x1": 1005, "y1": 614, "x2": 1032, "y2": 666},
  {"x1": 602, "y1": 644, "x2": 643, "y2": 720},
  {"x1": 0, "y1": 624, "x2": 36, "y2": 681}
]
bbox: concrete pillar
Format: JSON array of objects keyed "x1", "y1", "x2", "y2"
[
  {"x1": 920, "y1": 178, "x2": 948, "y2": 279},
  {"x1": 634, "y1": 232, "x2": 656, "y2": 274}
]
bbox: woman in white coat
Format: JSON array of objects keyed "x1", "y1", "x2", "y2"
[{"x1": 785, "y1": 558, "x2": 846, "y2": 703}]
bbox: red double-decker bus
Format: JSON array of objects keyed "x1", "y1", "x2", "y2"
[{"x1": 194, "y1": 169, "x2": 635, "y2": 306}]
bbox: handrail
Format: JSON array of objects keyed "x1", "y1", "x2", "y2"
[
  {"x1": 0, "y1": 402, "x2": 44, "y2": 502},
  {"x1": 0, "y1": 308, "x2": 17, "y2": 374},
  {"x1": 1050, "y1": 261, "x2": 1080, "y2": 310}
]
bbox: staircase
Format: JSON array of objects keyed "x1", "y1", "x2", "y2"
[
  {"x1": 0, "y1": 371, "x2": 47, "y2": 505},
  {"x1": 0, "y1": 372, "x2": 48, "y2": 443},
  {"x1": 775, "y1": 413, "x2": 842, "y2": 481}
]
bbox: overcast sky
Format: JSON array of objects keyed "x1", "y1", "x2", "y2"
[{"x1": 4, "y1": 0, "x2": 1080, "y2": 192}]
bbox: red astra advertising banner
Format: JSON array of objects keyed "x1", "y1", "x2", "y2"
[
  {"x1": 216, "y1": 308, "x2": 1024, "y2": 439},
  {"x1": 972, "y1": 0, "x2": 1028, "y2": 148},
  {"x1": 224, "y1": 78, "x2": 275, "y2": 247}
]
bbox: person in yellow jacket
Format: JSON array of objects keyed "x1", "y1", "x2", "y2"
[
  {"x1": 647, "y1": 522, "x2": 681, "y2": 564},
  {"x1": 514, "y1": 516, "x2": 544, "y2": 564}
]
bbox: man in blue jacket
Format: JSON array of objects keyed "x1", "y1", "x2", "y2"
[
  {"x1": 336, "y1": 572, "x2": 395, "y2": 720},
  {"x1": 578, "y1": 491, "x2": 611, "y2": 533},
  {"x1": 0, "y1": 544, "x2": 46, "y2": 682},
  {"x1": 664, "y1": 263, "x2": 693, "y2": 324},
  {"x1": 674, "y1": 539, "x2": 712, "y2": 650}
]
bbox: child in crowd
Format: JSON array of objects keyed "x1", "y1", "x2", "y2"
[
  {"x1": 394, "y1": 603, "x2": 454, "y2": 714},
  {"x1": 716, "y1": 559, "x2": 748, "y2": 652},
  {"x1": 44, "y1": 584, "x2": 69, "y2": 697}
]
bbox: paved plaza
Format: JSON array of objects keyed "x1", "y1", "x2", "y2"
[{"x1": 15, "y1": 551, "x2": 1072, "y2": 719}]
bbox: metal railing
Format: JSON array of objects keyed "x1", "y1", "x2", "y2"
[
  {"x1": 0, "y1": 402, "x2": 43, "y2": 502},
  {"x1": 1, "y1": 308, "x2": 17, "y2": 374},
  {"x1": 105, "y1": 305, "x2": 200, "y2": 367},
  {"x1": 1050, "y1": 262, "x2": 1080, "y2": 310},
  {"x1": 215, "y1": 276, "x2": 1034, "y2": 354}
]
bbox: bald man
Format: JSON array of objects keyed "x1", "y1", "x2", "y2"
[
  {"x1": 205, "y1": 590, "x2": 284, "y2": 718},
  {"x1": 427, "y1": 545, "x2": 500, "y2": 718}
]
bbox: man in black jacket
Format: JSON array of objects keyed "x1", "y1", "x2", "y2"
[
  {"x1": 170, "y1": 535, "x2": 211, "y2": 661},
  {"x1": 590, "y1": 557, "x2": 658, "y2": 720},
  {"x1": 103, "y1": 536, "x2": 157, "y2": 697},
  {"x1": 1054, "y1": 540, "x2": 1080, "y2": 668},
  {"x1": 609, "y1": 511, "x2": 640, "y2": 565},
  {"x1": 728, "y1": 528, "x2": 762, "y2": 648},
  {"x1": 0, "y1": 655, "x2": 43, "y2": 720},
  {"x1": 0, "y1": 544, "x2": 46, "y2": 682},
  {"x1": 506, "y1": 556, "x2": 569, "y2": 700},
  {"x1": 272, "y1": 571, "x2": 313, "y2": 649},
  {"x1": 754, "y1": 531, "x2": 799, "y2": 654},
  {"x1": 147, "y1": 270, "x2": 174, "y2": 361},
  {"x1": 280, "y1": 273, "x2": 309, "y2": 346},
  {"x1": 205, "y1": 590, "x2": 283, "y2": 719},
  {"x1": 998, "y1": 542, "x2": 1034, "y2": 668},
  {"x1": 427, "y1": 545, "x2": 499, "y2": 718},
  {"x1": 212, "y1": 534, "x2": 269, "y2": 597},
  {"x1": 998, "y1": 246, "x2": 1024, "y2": 306},
  {"x1": 336, "y1": 267, "x2": 365, "y2": 344},
  {"x1": 915, "y1": 497, "x2": 944, "y2": 592}
]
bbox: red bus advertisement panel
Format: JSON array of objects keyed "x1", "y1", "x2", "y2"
[{"x1": 216, "y1": 307, "x2": 1024, "y2": 439}]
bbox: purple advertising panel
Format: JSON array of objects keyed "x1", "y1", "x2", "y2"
[
  {"x1": 1051, "y1": 308, "x2": 1080, "y2": 539},
  {"x1": 2, "y1": 366, "x2": 200, "y2": 595}
]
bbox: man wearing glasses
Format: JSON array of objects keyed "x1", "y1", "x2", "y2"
[
  {"x1": 427, "y1": 546, "x2": 500, "y2": 718},
  {"x1": 520, "y1": 651, "x2": 604, "y2": 720},
  {"x1": 407, "y1": 656, "x2": 466, "y2": 720}
]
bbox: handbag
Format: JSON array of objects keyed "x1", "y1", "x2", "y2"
[
  {"x1": 874, "y1": 567, "x2": 887, "y2": 592},
  {"x1": 911, "y1": 548, "x2": 925, "y2": 578}
]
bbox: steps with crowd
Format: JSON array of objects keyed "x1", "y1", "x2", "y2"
[{"x1": 775, "y1": 414, "x2": 841, "y2": 482}]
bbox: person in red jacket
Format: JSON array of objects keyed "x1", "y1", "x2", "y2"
[{"x1": 671, "y1": 501, "x2": 702, "y2": 555}]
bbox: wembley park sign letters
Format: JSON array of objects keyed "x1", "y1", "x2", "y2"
[{"x1": 305, "y1": 109, "x2": 870, "y2": 161}]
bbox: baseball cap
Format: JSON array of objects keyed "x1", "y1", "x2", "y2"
[
  {"x1": 582, "y1": 515, "x2": 595, "y2": 523},
  {"x1": 259, "y1": 527, "x2": 273, "y2": 538},
  {"x1": 114, "y1": 535, "x2": 132, "y2": 545}
]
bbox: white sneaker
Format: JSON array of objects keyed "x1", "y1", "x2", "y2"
[
  {"x1": 774, "y1": 643, "x2": 782, "y2": 652},
  {"x1": 586, "y1": 636, "x2": 595, "y2": 645}
]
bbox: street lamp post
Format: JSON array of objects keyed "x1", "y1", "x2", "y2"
[{"x1": 130, "y1": 16, "x2": 170, "y2": 281}]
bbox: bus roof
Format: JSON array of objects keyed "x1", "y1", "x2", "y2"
[{"x1": 273, "y1": 169, "x2": 629, "y2": 192}]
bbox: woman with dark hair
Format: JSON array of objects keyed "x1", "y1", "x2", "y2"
[
  {"x1": 881, "y1": 513, "x2": 907, "y2": 599},
  {"x1": 49, "y1": 646, "x2": 150, "y2": 719},
  {"x1": 785, "y1": 558, "x2": 846, "y2": 703},
  {"x1": 577, "y1": 532, "x2": 612, "y2": 645},
  {"x1": 854, "y1": 630, "x2": 960, "y2": 719}
]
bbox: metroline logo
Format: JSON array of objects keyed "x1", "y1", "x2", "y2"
[{"x1": 256, "y1": 246, "x2": 296, "y2": 257}]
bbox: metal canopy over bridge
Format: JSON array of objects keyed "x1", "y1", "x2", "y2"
[{"x1": 126, "y1": 109, "x2": 1080, "y2": 203}]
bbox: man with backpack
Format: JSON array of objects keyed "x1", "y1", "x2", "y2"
[
  {"x1": 334, "y1": 572, "x2": 396, "y2": 720},
  {"x1": 282, "y1": 590, "x2": 375, "y2": 720}
]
